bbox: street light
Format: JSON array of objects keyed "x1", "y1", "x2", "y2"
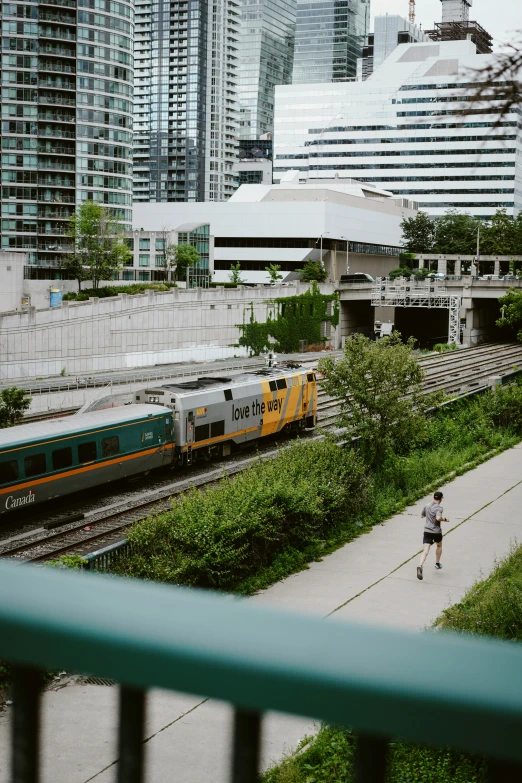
[
  {"x1": 316, "y1": 231, "x2": 330, "y2": 261},
  {"x1": 340, "y1": 235, "x2": 348, "y2": 274},
  {"x1": 473, "y1": 223, "x2": 481, "y2": 279}
]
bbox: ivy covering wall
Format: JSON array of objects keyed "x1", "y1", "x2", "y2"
[{"x1": 238, "y1": 283, "x2": 340, "y2": 354}]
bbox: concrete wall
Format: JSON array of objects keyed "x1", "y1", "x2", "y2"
[
  {"x1": 0, "y1": 283, "x2": 334, "y2": 381},
  {"x1": 0, "y1": 252, "x2": 27, "y2": 313}
]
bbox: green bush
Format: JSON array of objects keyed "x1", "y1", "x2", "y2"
[
  {"x1": 63, "y1": 283, "x2": 177, "y2": 301},
  {"x1": 436, "y1": 543, "x2": 522, "y2": 641},
  {"x1": 113, "y1": 439, "x2": 369, "y2": 592}
]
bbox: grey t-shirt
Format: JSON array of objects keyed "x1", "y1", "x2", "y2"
[{"x1": 422, "y1": 502, "x2": 444, "y2": 534}]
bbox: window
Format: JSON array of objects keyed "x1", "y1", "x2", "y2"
[
  {"x1": 78, "y1": 441, "x2": 97, "y2": 463},
  {"x1": 139, "y1": 238, "x2": 150, "y2": 250},
  {"x1": 101, "y1": 435, "x2": 119, "y2": 457},
  {"x1": 24, "y1": 453, "x2": 46, "y2": 477},
  {"x1": 307, "y1": 373, "x2": 315, "y2": 383},
  {"x1": 155, "y1": 255, "x2": 165, "y2": 267},
  {"x1": 165, "y1": 418, "x2": 172, "y2": 441},
  {"x1": 276, "y1": 378, "x2": 287, "y2": 390},
  {"x1": 195, "y1": 423, "x2": 209, "y2": 442},
  {"x1": 52, "y1": 447, "x2": 73, "y2": 471},
  {"x1": 224, "y1": 389, "x2": 233, "y2": 401},
  {"x1": 269, "y1": 380, "x2": 277, "y2": 392},
  {"x1": 211, "y1": 420, "x2": 225, "y2": 438},
  {"x1": 0, "y1": 459, "x2": 18, "y2": 483},
  {"x1": 139, "y1": 254, "x2": 150, "y2": 266},
  {"x1": 155, "y1": 237, "x2": 165, "y2": 251}
]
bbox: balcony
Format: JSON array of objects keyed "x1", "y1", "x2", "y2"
[
  {"x1": 37, "y1": 193, "x2": 75, "y2": 203},
  {"x1": 38, "y1": 27, "x2": 76, "y2": 41},
  {"x1": 39, "y1": 45, "x2": 76, "y2": 57},
  {"x1": 38, "y1": 128, "x2": 76, "y2": 139},
  {"x1": 38, "y1": 61, "x2": 76, "y2": 74},
  {"x1": 39, "y1": 11, "x2": 76, "y2": 23},
  {"x1": 37, "y1": 160, "x2": 75, "y2": 171},
  {"x1": 1, "y1": 559, "x2": 522, "y2": 783},
  {"x1": 38, "y1": 95, "x2": 76, "y2": 106},
  {"x1": 39, "y1": 0, "x2": 77, "y2": 7}
]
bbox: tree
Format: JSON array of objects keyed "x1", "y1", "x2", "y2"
[
  {"x1": 400, "y1": 211, "x2": 435, "y2": 253},
  {"x1": 0, "y1": 387, "x2": 31, "y2": 428},
  {"x1": 63, "y1": 201, "x2": 130, "y2": 290},
  {"x1": 471, "y1": 32, "x2": 522, "y2": 123},
  {"x1": 164, "y1": 243, "x2": 200, "y2": 282},
  {"x1": 481, "y1": 209, "x2": 516, "y2": 256},
  {"x1": 297, "y1": 260, "x2": 328, "y2": 283},
  {"x1": 497, "y1": 289, "x2": 522, "y2": 342},
  {"x1": 433, "y1": 210, "x2": 481, "y2": 254},
  {"x1": 265, "y1": 263, "x2": 283, "y2": 284},
  {"x1": 317, "y1": 333, "x2": 427, "y2": 465},
  {"x1": 229, "y1": 263, "x2": 245, "y2": 284}
]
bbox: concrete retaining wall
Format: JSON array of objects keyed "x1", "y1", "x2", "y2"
[{"x1": 0, "y1": 283, "x2": 334, "y2": 381}]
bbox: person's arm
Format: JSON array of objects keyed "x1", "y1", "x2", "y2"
[
  {"x1": 436, "y1": 509, "x2": 449, "y2": 523},
  {"x1": 421, "y1": 506, "x2": 426, "y2": 519}
]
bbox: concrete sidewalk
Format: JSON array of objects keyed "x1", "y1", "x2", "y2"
[{"x1": 1, "y1": 444, "x2": 522, "y2": 782}]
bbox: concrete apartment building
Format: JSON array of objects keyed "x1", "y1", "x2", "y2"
[
  {"x1": 357, "y1": 14, "x2": 429, "y2": 81},
  {"x1": 273, "y1": 38, "x2": 522, "y2": 218}
]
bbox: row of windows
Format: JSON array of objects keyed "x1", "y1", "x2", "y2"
[
  {"x1": 78, "y1": 0, "x2": 133, "y2": 19},
  {"x1": 304, "y1": 135, "x2": 517, "y2": 148},
  {"x1": 274, "y1": 148, "x2": 517, "y2": 170},
  {"x1": 275, "y1": 160, "x2": 516, "y2": 170},
  {"x1": 78, "y1": 11, "x2": 132, "y2": 34},
  {"x1": 397, "y1": 107, "x2": 522, "y2": 119},
  {"x1": 77, "y1": 125, "x2": 132, "y2": 144},
  {"x1": 0, "y1": 436, "x2": 119, "y2": 484},
  {"x1": 358, "y1": 175, "x2": 515, "y2": 183},
  {"x1": 398, "y1": 80, "x2": 516, "y2": 92},
  {"x1": 418, "y1": 201, "x2": 515, "y2": 208},
  {"x1": 392, "y1": 188, "x2": 515, "y2": 195}
]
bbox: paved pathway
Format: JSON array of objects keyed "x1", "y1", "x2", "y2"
[{"x1": 1, "y1": 444, "x2": 522, "y2": 782}]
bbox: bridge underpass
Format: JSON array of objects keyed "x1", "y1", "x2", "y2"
[{"x1": 337, "y1": 277, "x2": 520, "y2": 348}]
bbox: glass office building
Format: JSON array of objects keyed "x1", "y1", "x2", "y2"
[
  {"x1": 292, "y1": 0, "x2": 369, "y2": 84},
  {"x1": 133, "y1": 0, "x2": 239, "y2": 203},
  {"x1": 238, "y1": 0, "x2": 296, "y2": 140},
  {"x1": 1, "y1": 0, "x2": 134, "y2": 274}
]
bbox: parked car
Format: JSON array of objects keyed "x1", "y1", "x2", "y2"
[{"x1": 340, "y1": 273, "x2": 375, "y2": 283}]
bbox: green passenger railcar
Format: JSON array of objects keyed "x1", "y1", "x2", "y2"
[{"x1": 0, "y1": 405, "x2": 173, "y2": 515}]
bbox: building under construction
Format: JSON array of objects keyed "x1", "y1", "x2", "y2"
[{"x1": 426, "y1": 0, "x2": 493, "y2": 54}]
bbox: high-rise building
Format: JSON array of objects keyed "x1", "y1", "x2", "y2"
[
  {"x1": 426, "y1": 0, "x2": 492, "y2": 55},
  {"x1": 238, "y1": 0, "x2": 296, "y2": 140},
  {"x1": 273, "y1": 39, "x2": 522, "y2": 218},
  {"x1": 357, "y1": 15, "x2": 429, "y2": 81},
  {"x1": 1, "y1": 0, "x2": 135, "y2": 276},
  {"x1": 132, "y1": 0, "x2": 239, "y2": 204},
  {"x1": 291, "y1": 0, "x2": 369, "y2": 84}
]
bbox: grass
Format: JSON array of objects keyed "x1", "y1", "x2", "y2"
[{"x1": 262, "y1": 542, "x2": 522, "y2": 783}]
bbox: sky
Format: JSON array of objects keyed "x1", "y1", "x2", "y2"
[{"x1": 370, "y1": 0, "x2": 522, "y2": 49}]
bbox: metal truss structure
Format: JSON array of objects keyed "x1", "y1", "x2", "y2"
[{"x1": 371, "y1": 278, "x2": 461, "y2": 345}]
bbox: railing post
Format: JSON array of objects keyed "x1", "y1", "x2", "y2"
[
  {"x1": 230, "y1": 708, "x2": 262, "y2": 783},
  {"x1": 353, "y1": 733, "x2": 388, "y2": 783},
  {"x1": 11, "y1": 666, "x2": 43, "y2": 783},
  {"x1": 117, "y1": 686, "x2": 146, "y2": 783}
]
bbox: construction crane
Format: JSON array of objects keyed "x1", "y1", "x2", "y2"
[{"x1": 408, "y1": 0, "x2": 415, "y2": 23}]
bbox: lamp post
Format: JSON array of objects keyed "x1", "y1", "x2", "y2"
[
  {"x1": 340, "y1": 235, "x2": 348, "y2": 274},
  {"x1": 474, "y1": 223, "x2": 481, "y2": 279}
]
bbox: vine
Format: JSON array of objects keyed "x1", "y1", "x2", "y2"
[{"x1": 238, "y1": 283, "x2": 339, "y2": 355}]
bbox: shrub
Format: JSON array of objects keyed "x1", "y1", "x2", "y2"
[
  {"x1": 63, "y1": 283, "x2": 177, "y2": 301},
  {"x1": 113, "y1": 439, "x2": 369, "y2": 592}
]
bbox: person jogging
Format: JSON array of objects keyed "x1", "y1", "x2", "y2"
[{"x1": 417, "y1": 491, "x2": 449, "y2": 581}]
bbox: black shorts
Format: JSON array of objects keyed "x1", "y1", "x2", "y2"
[{"x1": 423, "y1": 531, "x2": 442, "y2": 545}]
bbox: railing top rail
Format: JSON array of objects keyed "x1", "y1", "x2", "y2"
[{"x1": 1, "y1": 560, "x2": 522, "y2": 763}]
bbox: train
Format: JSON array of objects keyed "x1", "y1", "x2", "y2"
[
  {"x1": 0, "y1": 363, "x2": 317, "y2": 515},
  {"x1": 133, "y1": 362, "x2": 317, "y2": 465}
]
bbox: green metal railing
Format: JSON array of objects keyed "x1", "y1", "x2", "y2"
[{"x1": 2, "y1": 559, "x2": 522, "y2": 782}]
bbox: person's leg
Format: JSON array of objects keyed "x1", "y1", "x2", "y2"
[
  {"x1": 419, "y1": 543, "x2": 431, "y2": 567},
  {"x1": 435, "y1": 539, "x2": 442, "y2": 564}
]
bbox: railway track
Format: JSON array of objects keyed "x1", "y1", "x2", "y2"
[{"x1": 2, "y1": 342, "x2": 522, "y2": 564}]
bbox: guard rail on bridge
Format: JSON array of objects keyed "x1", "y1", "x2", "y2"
[{"x1": 1, "y1": 560, "x2": 522, "y2": 782}]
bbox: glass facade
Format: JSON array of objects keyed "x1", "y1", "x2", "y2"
[
  {"x1": 133, "y1": 0, "x2": 239, "y2": 203},
  {"x1": 238, "y1": 0, "x2": 296, "y2": 140},
  {"x1": 1, "y1": 0, "x2": 134, "y2": 269},
  {"x1": 291, "y1": 0, "x2": 369, "y2": 84}
]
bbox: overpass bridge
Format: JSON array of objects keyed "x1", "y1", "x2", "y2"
[{"x1": 336, "y1": 276, "x2": 522, "y2": 347}]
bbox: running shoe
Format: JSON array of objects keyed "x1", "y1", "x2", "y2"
[
  {"x1": 435, "y1": 563, "x2": 443, "y2": 570},
  {"x1": 417, "y1": 566, "x2": 423, "y2": 580}
]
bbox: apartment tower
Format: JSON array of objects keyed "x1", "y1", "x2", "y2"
[
  {"x1": 132, "y1": 0, "x2": 239, "y2": 202},
  {"x1": 1, "y1": 0, "x2": 134, "y2": 276}
]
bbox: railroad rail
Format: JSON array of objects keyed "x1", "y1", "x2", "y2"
[{"x1": 3, "y1": 343, "x2": 522, "y2": 565}]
